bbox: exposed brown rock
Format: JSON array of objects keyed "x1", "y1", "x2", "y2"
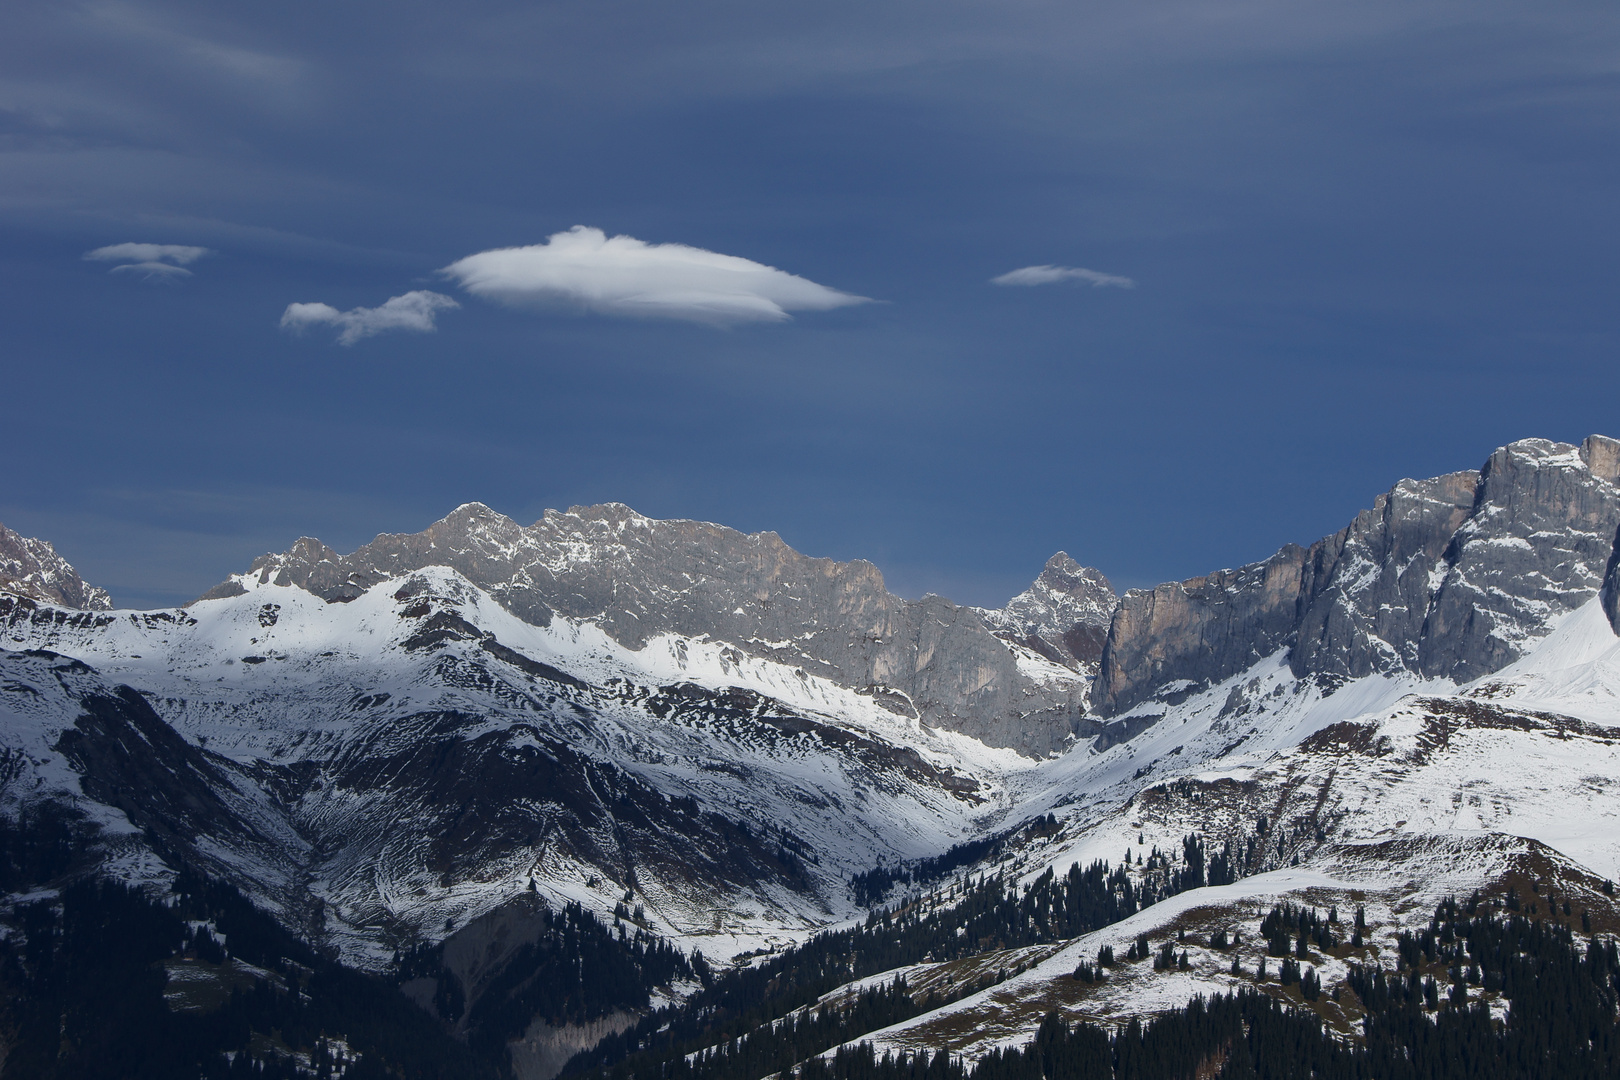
[{"x1": 0, "y1": 524, "x2": 112, "y2": 610}]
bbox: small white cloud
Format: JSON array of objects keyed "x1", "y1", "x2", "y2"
[
  {"x1": 991, "y1": 264, "x2": 1135, "y2": 289},
  {"x1": 85, "y1": 243, "x2": 212, "y2": 266},
  {"x1": 440, "y1": 225, "x2": 870, "y2": 326},
  {"x1": 279, "y1": 290, "x2": 460, "y2": 346}
]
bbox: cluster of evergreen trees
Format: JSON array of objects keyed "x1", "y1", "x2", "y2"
[
  {"x1": 1260, "y1": 901, "x2": 1341, "y2": 958},
  {"x1": 649, "y1": 978, "x2": 933, "y2": 1080},
  {"x1": 567, "y1": 828, "x2": 1258, "y2": 1080},
  {"x1": 0, "y1": 863, "x2": 703, "y2": 1079},
  {"x1": 566, "y1": 848, "x2": 1158, "y2": 1080},
  {"x1": 850, "y1": 835, "x2": 1007, "y2": 908},
  {"x1": 784, "y1": 992, "x2": 1351, "y2": 1080},
  {"x1": 772, "y1": 896, "x2": 1620, "y2": 1080},
  {"x1": 0, "y1": 867, "x2": 698, "y2": 1078},
  {"x1": 851, "y1": 822, "x2": 1259, "y2": 912},
  {"x1": 6, "y1": 793, "x2": 1617, "y2": 1080},
  {"x1": 394, "y1": 895, "x2": 692, "y2": 1066},
  {"x1": 462, "y1": 902, "x2": 690, "y2": 1064},
  {"x1": 0, "y1": 874, "x2": 494, "y2": 1079},
  {"x1": 572, "y1": 882, "x2": 1620, "y2": 1080},
  {"x1": 0, "y1": 803, "x2": 97, "y2": 894},
  {"x1": 1352, "y1": 895, "x2": 1620, "y2": 1079}
]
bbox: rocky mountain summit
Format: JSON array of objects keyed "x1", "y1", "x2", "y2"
[
  {"x1": 1096, "y1": 435, "x2": 1620, "y2": 715},
  {"x1": 0, "y1": 522, "x2": 112, "y2": 611},
  {"x1": 975, "y1": 553, "x2": 1115, "y2": 669},
  {"x1": 5, "y1": 434, "x2": 1620, "y2": 1080},
  {"x1": 200, "y1": 503, "x2": 1099, "y2": 754}
]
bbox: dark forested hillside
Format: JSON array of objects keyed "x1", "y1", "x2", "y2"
[
  {"x1": 564, "y1": 828, "x2": 1245, "y2": 1080},
  {"x1": 0, "y1": 875, "x2": 491, "y2": 1080},
  {"x1": 2, "y1": 856, "x2": 1616, "y2": 1080},
  {"x1": 0, "y1": 873, "x2": 690, "y2": 1080},
  {"x1": 772, "y1": 898, "x2": 1620, "y2": 1080}
]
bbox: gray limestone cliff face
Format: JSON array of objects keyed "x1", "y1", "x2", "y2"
[
  {"x1": 1418, "y1": 438, "x2": 1620, "y2": 680},
  {"x1": 977, "y1": 553, "x2": 1117, "y2": 669},
  {"x1": 0, "y1": 524, "x2": 112, "y2": 610},
  {"x1": 1290, "y1": 470, "x2": 1481, "y2": 679},
  {"x1": 1096, "y1": 435, "x2": 1620, "y2": 716},
  {"x1": 203, "y1": 503, "x2": 1088, "y2": 753},
  {"x1": 1605, "y1": 524, "x2": 1620, "y2": 636},
  {"x1": 1096, "y1": 545, "x2": 1310, "y2": 716}
]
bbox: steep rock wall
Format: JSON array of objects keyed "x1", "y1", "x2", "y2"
[
  {"x1": 1096, "y1": 436, "x2": 1620, "y2": 715},
  {"x1": 201, "y1": 504, "x2": 1089, "y2": 753}
]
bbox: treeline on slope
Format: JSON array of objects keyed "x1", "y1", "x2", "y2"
[
  {"x1": 565, "y1": 828, "x2": 1245, "y2": 1080},
  {"x1": 647, "y1": 977, "x2": 938, "y2": 1080},
  {"x1": 1352, "y1": 895, "x2": 1620, "y2": 1078},
  {"x1": 783, "y1": 897, "x2": 1620, "y2": 1080},
  {"x1": 850, "y1": 820, "x2": 1249, "y2": 910},
  {"x1": 0, "y1": 802, "x2": 100, "y2": 895},
  {"x1": 849, "y1": 835, "x2": 1005, "y2": 908},
  {"x1": 0, "y1": 817, "x2": 701, "y2": 1080},
  {"x1": 394, "y1": 891, "x2": 693, "y2": 1069},
  {"x1": 0, "y1": 873, "x2": 494, "y2": 1080}
]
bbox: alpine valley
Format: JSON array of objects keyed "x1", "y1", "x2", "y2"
[{"x1": 7, "y1": 435, "x2": 1620, "y2": 1080}]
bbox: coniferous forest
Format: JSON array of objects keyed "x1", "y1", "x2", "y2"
[
  {"x1": 641, "y1": 895, "x2": 1620, "y2": 1080},
  {"x1": 0, "y1": 874, "x2": 488, "y2": 1080},
  {"x1": 1, "y1": 819, "x2": 1618, "y2": 1080}
]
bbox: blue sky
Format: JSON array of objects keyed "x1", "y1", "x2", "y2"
[{"x1": 3, "y1": 0, "x2": 1618, "y2": 608}]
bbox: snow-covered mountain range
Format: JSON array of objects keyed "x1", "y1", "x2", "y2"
[{"x1": 5, "y1": 433, "x2": 1620, "y2": 1076}]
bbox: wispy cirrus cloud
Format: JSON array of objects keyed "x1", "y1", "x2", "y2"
[
  {"x1": 991, "y1": 264, "x2": 1135, "y2": 289},
  {"x1": 85, "y1": 242, "x2": 213, "y2": 281},
  {"x1": 440, "y1": 226, "x2": 870, "y2": 326},
  {"x1": 279, "y1": 290, "x2": 459, "y2": 346}
]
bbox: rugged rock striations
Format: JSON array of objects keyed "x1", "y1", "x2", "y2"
[
  {"x1": 201, "y1": 504, "x2": 1095, "y2": 753},
  {"x1": 7, "y1": 433, "x2": 1620, "y2": 1079},
  {"x1": 0, "y1": 523, "x2": 112, "y2": 610},
  {"x1": 1605, "y1": 534, "x2": 1620, "y2": 636},
  {"x1": 976, "y1": 553, "x2": 1116, "y2": 669},
  {"x1": 1096, "y1": 436, "x2": 1620, "y2": 715}
]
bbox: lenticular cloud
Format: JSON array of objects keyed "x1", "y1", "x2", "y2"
[
  {"x1": 85, "y1": 242, "x2": 213, "y2": 281},
  {"x1": 85, "y1": 243, "x2": 212, "y2": 266},
  {"x1": 440, "y1": 226, "x2": 869, "y2": 325},
  {"x1": 991, "y1": 264, "x2": 1135, "y2": 289},
  {"x1": 279, "y1": 290, "x2": 459, "y2": 346}
]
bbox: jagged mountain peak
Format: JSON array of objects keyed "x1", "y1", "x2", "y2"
[
  {"x1": 1096, "y1": 433, "x2": 1620, "y2": 716},
  {"x1": 977, "y1": 551, "x2": 1117, "y2": 671},
  {"x1": 0, "y1": 523, "x2": 112, "y2": 610},
  {"x1": 196, "y1": 501, "x2": 1088, "y2": 753},
  {"x1": 9, "y1": 439, "x2": 1620, "y2": 1079},
  {"x1": 446, "y1": 499, "x2": 503, "y2": 518},
  {"x1": 545, "y1": 501, "x2": 657, "y2": 528},
  {"x1": 1033, "y1": 551, "x2": 1114, "y2": 603}
]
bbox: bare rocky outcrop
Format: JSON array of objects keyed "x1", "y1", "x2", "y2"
[
  {"x1": 977, "y1": 553, "x2": 1116, "y2": 669},
  {"x1": 1604, "y1": 525, "x2": 1620, "y2": 636},
  {"x1": 1289, "y1": 470, "x2": 1482, "y2": 680},
  {"x1": 1096, "y1": 436, "x2": 1620, "y2": 716},
  {"x1": 1417, "y1": 438, "x2": 1620, "y2": 680},
  {"x1": 0, "y1": 524, "x2": 111, "y2": 610},
  {"x1": 1096, "y1": 545, "x2": 1311, "y2": 716},
  {"x1": 509, "y1": 1011, "x2": 638, "y2": 1080},
  {"x1": 201, "y1": 503, "x2": 1090, "y2": 753}
]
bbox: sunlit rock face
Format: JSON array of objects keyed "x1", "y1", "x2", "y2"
[
  {"x1": 977, "y1": 552, "x2": 1116, "y2": 670},
  {"x1": 1096, "y1": 435, "x2": 1620, "y2": 716},
  {"x1": 204, "y1": 501, "x2": 1095, "y2": 753},
  {"x1": 0, "y1": 523, "x2": 112, "y2": 610}
]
